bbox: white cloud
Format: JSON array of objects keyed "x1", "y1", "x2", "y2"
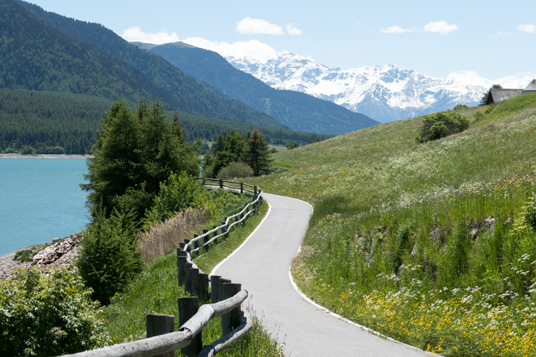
[
  {"x1": 518, "y1": 24, "x2": 536, "y2": 34},
  {"x1": 182, "y1": 37, "x2": 280, "y2": 63},
  {"x1": 286, "y1": 23, "x2": 303, "y2": 36},
  {"x1": 424, "y1": 21, "x2": 458, "y2": 35},
  {"x1": 236, "y1": 17, "x2": 284, "y2": 35},
  {"x1": 380, "y1": 25, "x2": 415, "y2": 34},
  {"x1": 120, "y1": 26, "x2": 179, "y2": 44}
]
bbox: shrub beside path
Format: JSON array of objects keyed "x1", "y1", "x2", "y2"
[{"x1": 213, "y1": 193, "x2": 427, "y2": 357}]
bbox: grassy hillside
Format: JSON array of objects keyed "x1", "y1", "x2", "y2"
[{"x1": 250, "y1": 93, "x2": 536, "y2": 355}]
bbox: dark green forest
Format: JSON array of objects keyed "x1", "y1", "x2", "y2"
[
  {"x1": 0, "y1": 0, "x2": 330, "y2": 154},
  {"x1": 0, "y1": 89, "x2": 330, "y2": 154}
]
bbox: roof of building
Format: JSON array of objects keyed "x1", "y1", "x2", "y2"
[
  {"x1": 489, "y1": 88, "x2": 523, "y2": 104},
  {"x1": 525, "y1": 79, "x2": 536, "y2": 91}
]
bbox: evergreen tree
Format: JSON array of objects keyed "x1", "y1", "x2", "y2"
[
  {"x1": 246, "y1": 129, "x2": 272, "y2": 176},
  {"x1": 82, "y1": 100, "x2": 200, "y2": 220},
  {"x1": 82, "y1": 100, "x2": 142, "y2": 217}
]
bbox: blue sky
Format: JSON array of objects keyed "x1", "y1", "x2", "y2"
[{"x1": 27, "y1": 0, "x2": 535, "y2": 80}]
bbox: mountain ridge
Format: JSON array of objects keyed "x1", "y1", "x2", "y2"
[
  {"x1": 136, "y1": 41, "x2": 379, "y2": 135},
  {"x1": 226, "y1": 52, "x2": 524, "y2": 123}
]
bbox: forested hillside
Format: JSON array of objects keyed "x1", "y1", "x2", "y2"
[
  {"x1": 0, "y1": 90, "x2": 109, "y2": 154},
  {"x1": 13, "y1": 0, "x2": 284, "y2": 130},
  {"x1": 142, "y1": 42, "x2": 379, "y2": 135},
  {"x1": 0, "y1": 0, "x2": 333, "y2": 154},
  {"x1": 0, "y1": 89, "x2": 329, "y2": 154}
]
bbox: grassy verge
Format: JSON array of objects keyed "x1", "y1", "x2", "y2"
[
  {"x1": 103, "y1": 198, "x2": 281, "y2": 356},
  {"x1": 248, "y1": 94, "x2": 536, "y2": 355}
]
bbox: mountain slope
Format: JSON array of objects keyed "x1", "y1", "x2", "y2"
[
  {"x1": 228, "y1": 53, "x2": 489, "y2": 123},
  {"x1": 140, "y1": 42, "x2": 378, "y2": 135},
  {"x1": 8, "y1": 0, "x2": 285, "y2": 129},
  {"x1": 0, "y1": 0, "x2": 163, "y2": 102}
]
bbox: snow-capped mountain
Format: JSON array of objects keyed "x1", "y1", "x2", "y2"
[{"x1": 226, "y1": 53, "x2": 526, "y2": 123}]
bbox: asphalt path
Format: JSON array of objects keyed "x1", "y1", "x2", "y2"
[{"x1": 212, "y1": 193, "x2": 427, "y2": 357}]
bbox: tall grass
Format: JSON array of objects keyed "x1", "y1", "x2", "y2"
[
  {"x1": 250, "y1": 94, "x2": 536, "y2": 355},
  {"x1": 137, "y1": 208, "x2": 208, "y2": 262}
]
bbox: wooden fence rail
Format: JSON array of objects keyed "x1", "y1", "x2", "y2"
[{"x1": 61, "y1": 180, "x2": 262, "y2": 357}]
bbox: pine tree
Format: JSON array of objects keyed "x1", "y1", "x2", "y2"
[{"x1": 246, "y1": 129, "x2": 271, "y2": 176}]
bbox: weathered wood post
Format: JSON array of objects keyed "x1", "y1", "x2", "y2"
[
  {"x1": 146, "y1": 313, "x2": 175, "y2": 357},
  {"x1": 177, "y1": 249, "x2": 187, "y2": 285},
  {"x1": 218, "y1": 278, "x2": 231, "y2": 304},
  {"x1": 240, "y1": 182, "x2": 244, "y2": 194},
  {"x1": 210, "y1": 275, "x2": 221, "y2": 303},
  {"x1": 219, "y1": 178, "x2": 223, "y2": 189},
  {"x1": 203, "y1": 230, "x2": 210, "y2": 252},
  {"x1": 254, "y1": 185, "x2": 258, "y2": 198},
  {"x1": 193, "y1": 234, "x2": 199, "y2": 253},
  {"x1": 221, "y1": 219, "x2": 228, "y2": 239},
  {"x1": 184, "y1": 262, "x2": 193, "y2": 295},
  {"x1": 221, "y1": 283, "x2": 242, "y2": 335},
  {"x1": 198, "y1": 273, "x2": 209, "y2": 302},
  {"x1": 191, "y1": 268, "x2": 199, "y2": 296},
  {"x1": 178, "y1": 296, "x2": 201, "y2": 357}
]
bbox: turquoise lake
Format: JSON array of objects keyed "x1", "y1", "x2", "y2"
[{"x1": 0, "y1": 159, "x2": 89, "y2": 255}]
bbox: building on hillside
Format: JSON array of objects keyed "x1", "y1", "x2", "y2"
[{"x1": 485, "y1": 79, "x2": 536, "y2": 105}]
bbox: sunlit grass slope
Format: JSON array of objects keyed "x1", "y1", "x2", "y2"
[{"x1": 251, "y1": 93, "x2": 536, "y2": 356}]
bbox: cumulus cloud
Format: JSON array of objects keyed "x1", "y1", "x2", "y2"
[
  {"x1": 182, "y1": 37, "x2": 280, "y2": 63},
  {"x1": 380, "y1": 25, "x2": 415, "y2": 34},
  {"x1": 518, "y1": 24, "x2": 536, "y2": 34},
  {"x1": 236, "y1": 17, "x2": 284, "y2": 35},
  {"x1": 286, "y1": 23, "x2": 303, "y2": 36},
  {"x1": 424, "y1": 21, "x2": 458, "y2": 35},
  {"x1": 120, "y1": 26, "x2": 179, "y2": 44}
]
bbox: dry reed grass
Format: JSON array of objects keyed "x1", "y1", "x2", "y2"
[{"x1": 137, "y1": 208, "x2": 208, "y2": 262}]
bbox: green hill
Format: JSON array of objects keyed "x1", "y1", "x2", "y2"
[
  {"x1": 141, "y1": 42, "x2": 379, "y2": 135},
  {"x1": 252, "y1": 94, "x2": 536, "y2": 355}
]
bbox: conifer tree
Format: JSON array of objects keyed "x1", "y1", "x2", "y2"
[{"x1": 246, "y1": 128, "x2": 271, "y2": 176}]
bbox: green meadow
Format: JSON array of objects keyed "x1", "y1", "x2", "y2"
[{"x1": 250, "y1": 93, "x2": 536, "y2": 355}]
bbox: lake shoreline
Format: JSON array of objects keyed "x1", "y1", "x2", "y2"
[{"x1": 0, "y1": 153, "x2": 92, "y2": 159}]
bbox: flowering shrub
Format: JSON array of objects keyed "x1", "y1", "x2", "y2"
[{"x1": 0, "y1": 267, "x2": 109, "y2": 356}]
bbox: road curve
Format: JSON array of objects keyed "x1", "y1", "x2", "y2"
[{"x1": 213, "y1": 193, "x2": 426, "y2": 357}]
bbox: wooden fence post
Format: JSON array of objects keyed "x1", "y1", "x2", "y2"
[
  {"x1": 222, "y1": 219, "x2": 229, "y2": 238},
  {"x1": 198, "y1": 273, "x2": 209, "y2": 302},
  {"x1": 221, "y1": 283, "x2": 242, "y2": 336},
  {"x1": 191, "y1": 268, "x2": 199, "y2": 296},
  {"x1": 219, "y1": 179, "x2": 223, "y2": 188},
  {"x1": 193, "y1": 234, "x2": 199, "y2": 253},
  {"x1": 218, "y1": 278, "x2": 231, "y2": 306},
  {"x1": 254, "y1": 186, "x2": 258, "y2": 198},
  {"x1": 211, "y1": 275, "x2": 221, "y2": 303},
  {"x1": 240, "y1": 182, "x2": 244, "y2": 194},
  {"x1": 146, "y1": 313, "x2": 175, "y2": 357},
  {"x1": 177, "y1": 249, "x2": 187, "y2": 285},
  {"x1": 184, "y1": 262, "x2": 192, "y2": 295},
  {"x1": 179, "y1": 297, "x2": 201, "y2": 357},
  {"x1": 203, "y1": 231, "x2": 210, "y2": 252}
]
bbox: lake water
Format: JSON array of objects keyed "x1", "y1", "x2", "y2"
[{"x1": 0, "y1": 158, "x2": 89, "y2": 255}]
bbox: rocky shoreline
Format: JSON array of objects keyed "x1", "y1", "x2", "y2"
[{"x1": 0, "y1": 233, "x2": 82, "y2": 280}]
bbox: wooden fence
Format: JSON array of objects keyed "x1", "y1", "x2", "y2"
[{"x1": 63, "y1": 179, "x2": 262, "y2": 357}]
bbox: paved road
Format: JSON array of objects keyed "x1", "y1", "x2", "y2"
[{"x1": 213, "y1": 193, "x2": 427, "y2": 357}]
